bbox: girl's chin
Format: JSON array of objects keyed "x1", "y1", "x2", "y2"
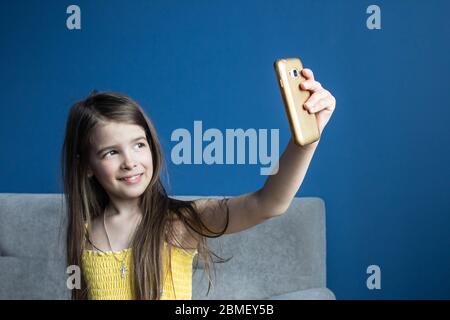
[{"x1": 115, "y1": 188, "x2": 146, "y2": 200}]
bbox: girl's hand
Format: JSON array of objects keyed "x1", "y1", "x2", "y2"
[{"x1": 300, "y1": 68, "x2": 336, "y2": 136}]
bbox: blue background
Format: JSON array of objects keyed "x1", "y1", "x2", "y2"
[{"x1": 1, "y1": 0, "x2": 449, "y2": 299}]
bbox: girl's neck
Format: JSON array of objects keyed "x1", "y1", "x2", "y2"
[{"x1": 105, "y1": 200, "x2": 141, "y2": 221}]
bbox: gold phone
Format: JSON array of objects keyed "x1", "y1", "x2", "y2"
[{"x1": 274, "y1": 58, "x2": 320, "y2": 146}]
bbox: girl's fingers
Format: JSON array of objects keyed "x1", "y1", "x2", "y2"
[
  {"x1": 300, "y1": 80, "x2": 322, "y2": 92},
  {"x1": 304, "y1": 89, "x2": 328, "y2": 108},
  {"x1": 309, "y1": 96, "x2": 335, "y2": 113},
  {"x1": 302, "y1": 68, "x2": 314, "y2": 81}
]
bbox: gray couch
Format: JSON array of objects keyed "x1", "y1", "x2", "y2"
[{"x1": 0, "y1": 193, "x2": 335, "y2": 300}]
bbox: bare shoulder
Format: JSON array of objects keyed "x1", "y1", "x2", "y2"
[
  {"x1": 84, "y1": 216, "x2": 103, "y2": 250},
  {"x1": 165, "y1": 204, "x2": 208, "y2": 250},
  {"x1": 191, "y1": 197, "x2": 230, "y2": 235}
]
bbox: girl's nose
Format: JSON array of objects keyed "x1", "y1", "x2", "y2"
[{"x1": 121, "y1": 153, "x2": 138, "y2": 169}]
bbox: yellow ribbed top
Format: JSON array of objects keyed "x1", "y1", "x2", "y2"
[{"x1": 82, "y1": 225, "x2": 197, "y2": 300}]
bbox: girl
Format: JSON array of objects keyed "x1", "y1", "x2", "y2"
[{"x1": 61, "y1": 68, "x2": 336, "y2": 300}]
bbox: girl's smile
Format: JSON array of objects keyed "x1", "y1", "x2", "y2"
[{"x1": 119, "y1": 173, "x2": 144, "y2": 185}]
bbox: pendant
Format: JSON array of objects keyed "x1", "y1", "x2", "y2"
[{"x1": 120, "y1": 264, "x2": 127, "y2": 279}]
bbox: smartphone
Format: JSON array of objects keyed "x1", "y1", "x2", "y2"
[{"x1": 274, "y1": 58, "x2": 320, "y2": 146}]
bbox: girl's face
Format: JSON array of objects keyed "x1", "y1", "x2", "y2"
[{"x1": 87, "y1": 121, "x2": 153, "y2": 201}]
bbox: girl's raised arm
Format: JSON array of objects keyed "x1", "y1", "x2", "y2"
[{"x1": 193, "y1": 68, "x2": 336, "y2": 236}]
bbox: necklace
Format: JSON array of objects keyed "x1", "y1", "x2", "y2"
[{"x1": 102, "y1": 210, "x2": 140, "y2": 279}]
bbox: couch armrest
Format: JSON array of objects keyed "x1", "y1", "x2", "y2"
[
  {"x1": 0, "y1": 256, "x2": 70, "y2": 299},
  {"x1": 266, "y1": 288, "x2": 336, "y2": 300}
]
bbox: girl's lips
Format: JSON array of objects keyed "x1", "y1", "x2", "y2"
[{"x1": 119, "y1": 173, "x2": 143, "y2": 185}]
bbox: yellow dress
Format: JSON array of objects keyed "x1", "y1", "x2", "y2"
[{"x1": 82, "y1": 225, "x2": 197, "y2": 300}]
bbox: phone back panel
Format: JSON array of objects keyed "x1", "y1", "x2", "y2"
[{"x1": 274, "y1": 58, "x2": 320, "y2": 146}]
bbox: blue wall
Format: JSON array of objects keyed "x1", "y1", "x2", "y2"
[{"x1": 1, "y1": 0, "x2": 449, "y2": 299}]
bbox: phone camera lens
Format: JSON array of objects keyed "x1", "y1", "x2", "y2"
[{"x1": 289, "y1": 69, "x2": 299, "y2": 78}]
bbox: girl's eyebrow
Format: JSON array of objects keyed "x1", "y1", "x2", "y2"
[{"x1": 96, "y1": 136, "x2": 147, "y2": 156}]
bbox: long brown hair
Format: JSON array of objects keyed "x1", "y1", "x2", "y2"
[{"x1": 61, "y1": 90, "x2": 230, "y2": 299}]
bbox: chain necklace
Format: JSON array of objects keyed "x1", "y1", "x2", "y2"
[{"x1": 102, "y1": 210, "x2": 140, "y2": 279}]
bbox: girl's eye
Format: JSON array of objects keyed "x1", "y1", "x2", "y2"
[
  {"x1": 103, "y1": 150, "x2": 117, "y2": 158},
  {"x1": 103, "y1": 143, "x2": 145, "y2": 158},
  {"x1": 136, "y1": 142, "x2": 146, "y2": 149}
]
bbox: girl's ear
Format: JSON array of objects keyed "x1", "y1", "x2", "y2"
[{"x1": 87, "y1": 168, "x2": 94, "y2": 178}]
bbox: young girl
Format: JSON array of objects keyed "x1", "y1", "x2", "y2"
[{"x1": 61, "y1": 68, "x2": 336, "y2": 300}]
